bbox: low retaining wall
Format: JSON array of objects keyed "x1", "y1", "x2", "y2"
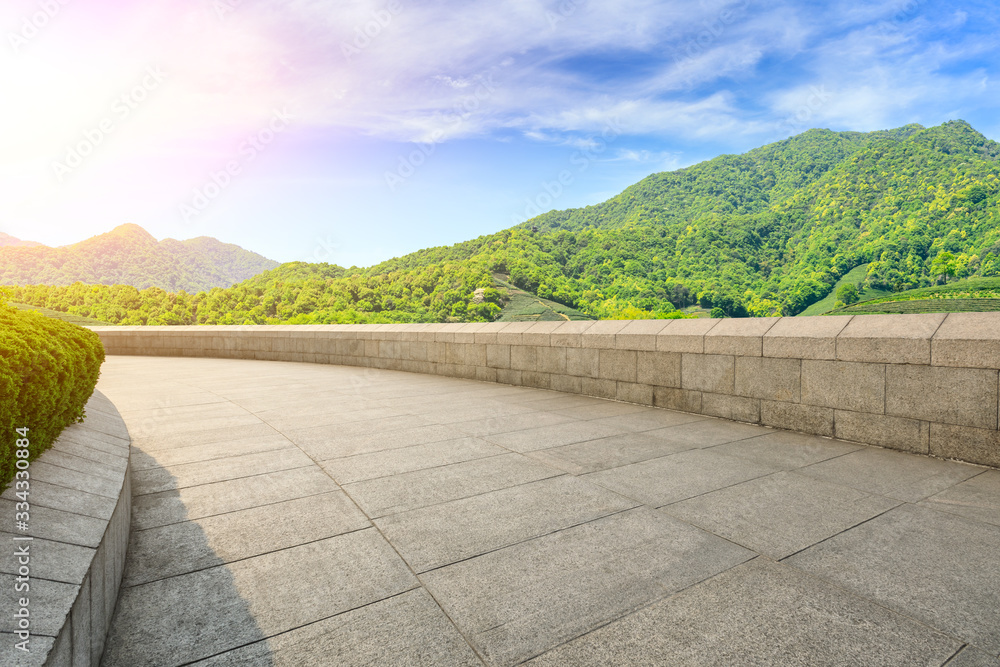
[
  {"x1": 92, "y1": 313, "x2": 1000, "y2": 467},
  {"x1": 0, "y1": 391, "x2": 131, "y2": 666}
]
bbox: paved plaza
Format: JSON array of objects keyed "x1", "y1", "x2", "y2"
[{"x1": 96, "y1": 356, "x2": 1000, "y2": 666}]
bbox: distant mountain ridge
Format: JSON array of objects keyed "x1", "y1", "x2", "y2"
[
  {"x1": 0, "y1": 232, "x2": 43, "y2": 248},
  {"x1": 0, "y1": 224, "x2": 279, "y2": 292}
]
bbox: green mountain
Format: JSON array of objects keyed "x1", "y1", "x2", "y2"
[
  {"x1": 9, "y1": 120, "x2": 1000, "y2": 324},
  {"x1": 0, "y1": 224, "x2": 279, "y2": 292}
]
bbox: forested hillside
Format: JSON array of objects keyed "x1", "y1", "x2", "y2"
[
  {"x1": 0, "y1": 224, "x2": 279, "y2": 292},
  {"x1": 9, "y1": 120, "x2": 1000, "y2": 324}
]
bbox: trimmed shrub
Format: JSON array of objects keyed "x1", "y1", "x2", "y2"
[{"x1": 0, "y1": 303, "x2": 105, "y2": 490}]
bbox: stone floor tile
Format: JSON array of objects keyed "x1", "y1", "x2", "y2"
[
  {"x1": 525, "y1": 558, "x2": 962, "y2": 667},
  {"x1": 525, "y1": 430, "x2": 707, "y2": 474},
  {"x1": 102, "y1": 529, "x2": 417, "y2": 667},
  {"x1": 124, "y1": 491, "x2": 370, "y2": 586},
  {"x1": 787, "y1": 503, "x2": 1000, "y2": 654},
  {"x1": 345, "y1": 453, "x2": 561, "y2": 517},
  {"x1": 799, "y1": 446, "x2": 984, "y2": 502},
  {"x1": 131, "y1": 466, "x2": 339, "y2": 530},
  {"x1": 320, "y1": 437, "x2": 504, "y2": 484},
  {"x1": 483, "y1": 420, "x2": 632, "y2": 453},
  {"x1": 919, "y1": 470, "x2": 1000, "y2": 527},
  {"x1": 663, "y1": 471, "x2": 900, "y2": 558},
  {"x1": 132, "y1": 448, "x2": 315, "y2": 495},
  {"x1": 421, "y1": 506, "x2": 752, "y2": 667},
  {"x1": 374, "y1": 475, "x2": 637, "y2": 572},
  {"x1": 707, "y1": 430, "x2": 861, "y2": 469},
  {"x1": 584, "y1": 448, "x2": 778, "y2": 507},
  {"x1": 189, "y1": 589, "x2": 484, "y2": 667}
]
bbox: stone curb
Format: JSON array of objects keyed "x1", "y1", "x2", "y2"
[{"x1": 0, "y1": 391, "x2": 131, "y2": 666}]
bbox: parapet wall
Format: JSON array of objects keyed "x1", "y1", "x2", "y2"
[{"x1": 92, "y1": 313, "x2": 1000, "y2": 468}]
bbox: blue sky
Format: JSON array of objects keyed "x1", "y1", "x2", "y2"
[{"x1": 1, "y1": 0, "x2": 997, "y2": 266}]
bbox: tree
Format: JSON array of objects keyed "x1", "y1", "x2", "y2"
[
  {"x1": 930, "y1": 251, "x2": 957, "y2": 282},
  {"x1": 835, "y1": 283, "x2": 859, "y2": 305}
]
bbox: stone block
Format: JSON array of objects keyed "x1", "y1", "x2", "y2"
[
  {"x1": 598, "y1": 349, "x2": 637, "y2": 382},
  {"x1": 681, "y1": 354, "x2": 734, "y2": 394},
  {"x1": 550, "y1": 374, "x2": 583, "y2": 394},
  {"x1": 656, "y1": 318, "x2": 720, "y2": 353},
  {"x1": 510, "y1": 345, "x2": 537, "y2": 372},
  {"x1": 535, "y1": 347, "x2": 567, "y2": 374},
  {"x1": 704, "y1": 317, "x2": 779, "y2": 356},
  {"x1": 581, "y1": 377, "x2": 617, "y2": 400},
  {"x1": 763, "y1": 316, "x2": 852, "y2": 360},
  {"x1": 475, "y1": 366, "x2": 497, "y2": 383},
  {"x1": 616, "y1": 382, "x2": 654, "y2": 405},
  {"x1": 452, "y1": 323, "x2": 488, "y2": 344},
  {"x1": 521, "y1": 321, "x2": 564, "y2": 346},
  {"x1": 470, "y1": 344, "x2": 488, "y2": 367},
  {"x1": 486, "y1": 344, "x2": 510, "y2": 369},
  {"x1": 735, "y1": 356, "x2": 801, "y2": 402},
  {"x1": 836, "y1": 313, "x2": 946, "y2": 364},
  {"x1": 549, "y1": 320, "x2": 596, "y2": 348},
  {"x1": 495, "y1": 369, "x2": 522, "y2": 386},
  {"x1": 473, "y1": 322, "x2": 506, "y2": 345},
  {"x1": 496, "y1": 322, "x2": 536, "y2": 345},
  {"x1": 800, "y1": 360, "x2": 884, "y2": 412},
  {"x1": 426, "y1": 342, "x2": 447, "y2": 364},
  {"x1": 565, "y1": 347, "x2": 600, "y2": 378},
  {"x1": 580, "y1": 320, "x2": 629, "y2": 349},
  {"x1": 653, "y1": 387, "x2": 703, "y2": 413},
  {"x1": 886, "y1": 364, "x2": 998, "y2": 429},
  {"x1": 521, "y1": 372, "x2": 552, "y2": 389},
  {"x1": 834, "y1": 411, "x2": 929, "y2": 454},
  {"x1": 929, "y1": 423, "x2": 1000, "y2": 468},
  {"x1": 636, "y1": 351, "x2": 681, "y2": 387},
  {"x1": 615, "y1": 320, "x2": 672, "y2": 351},
  {"x1": 702, "y1": 392, "x2": 760, "y2": 422},
  {"x1": 760, "y1": 400, "x2": 834, "y2": 436},
  {"x1": 931, "y1": 312, "x2": 1000, "y2": 369}
]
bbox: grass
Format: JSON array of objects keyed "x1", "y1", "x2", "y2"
[
  {"x1": 494, "y1": 276, "x2": 595, "y2": 322},
  {"x1": 7, "y1": 302, "x2": 112, "y2": 326},
  {"x1": 797, "y1": 264, "x2": 891, "y2": 316},
  {"x1": 828, "y1": 276, "x2": 1000, "y2": 315}
]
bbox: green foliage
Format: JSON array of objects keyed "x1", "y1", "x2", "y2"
[
  {"x1": 836, "y1": 283, "x2": 859, "y2": 305},
  {"x1": 0, "y1": 224, "x2": 278, "y2": 292},
  {"x1": 0, "y1": 303, "x2": 105, "y2": 490}
]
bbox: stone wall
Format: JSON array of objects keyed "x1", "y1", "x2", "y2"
[{"x1": 92, "y1": 313, "x2": 1000, "y2": 468}]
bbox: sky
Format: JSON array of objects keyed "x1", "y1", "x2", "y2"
[{"x1": 0, "y1": 0, "x2": 997, "y2": 267}]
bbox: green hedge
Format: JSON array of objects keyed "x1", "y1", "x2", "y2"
[{"x1": 0, "y1": 303, "x2": 105, "y2": 490}]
